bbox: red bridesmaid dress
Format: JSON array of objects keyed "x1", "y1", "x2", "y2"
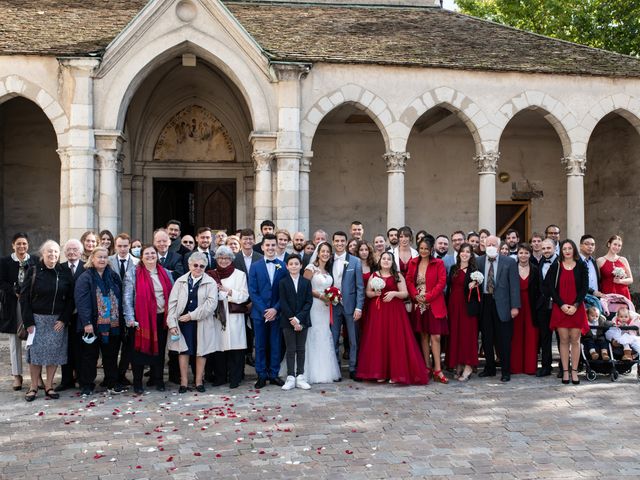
[{"x1": 510, "y1": 274, "x2": 539, "y2": 375}]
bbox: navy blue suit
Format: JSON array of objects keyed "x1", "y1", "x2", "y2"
[{"x1": 248, "y1": 258, "x2": 287, "y2": 379}]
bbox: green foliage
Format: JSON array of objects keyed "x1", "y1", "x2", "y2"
[{"x1": 456, "y1": 0, "x2": 640, "y2": 57}]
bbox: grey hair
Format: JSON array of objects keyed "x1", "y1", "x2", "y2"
[
  {"x1": 188, "y1": 251, "x2": 208, "y2": 265},
  {"x1": 39, "y1": 239, "x2": 61, "y2": 257},
  {"x1": 214, "y1": 245, "x2": 235, "y2": 260},
  {"x1": 63, "y1": 238, "x2": 83, "y2": 254}
]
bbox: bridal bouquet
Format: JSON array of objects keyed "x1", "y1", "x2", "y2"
[
  {"x1": 324, "y1": 286, "x2": 342, "y2": 306},
  {"x1": 613, "y1": 266, "x2": 626, "y2": 279},
  {"x1": 468, "y1": 271, "x2": 484, "y2": 302},
  {"x1": 370, "y1": 276, "x2": 385, "y2": 292}
]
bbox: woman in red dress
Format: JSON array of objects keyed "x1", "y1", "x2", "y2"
[
  {"x1": 392, "y1": 226, "x2": 418, "y2": 277},
  {"x1": 356, "y1": 252, "x2": 428, "y2": 385},
  {"x1": 597, "y1": 235, "x2": 633, "y2": 300},
  {"x1": 510, "y1": 243, "x2": 540, "y2": 375},
  {"x1": 446, "y1": 243, "x2": 480, "y2": 381},
  {"x1": 406, "y1": 237, "x2": 448, "y2": 383},
  {"x1": 546, "y1": 239, "x2": 589, "y2": 385}
]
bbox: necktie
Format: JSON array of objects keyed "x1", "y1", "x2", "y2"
[
  {"x1": 160, "y1": 256, "x2": 166, "y2": 266},
  {"x1": 487, "y1": 258, "x2": 495, "y2": 295},
  {"x1": 204, "y1": 251, "x2": 210, "y2": 268},
  {"x1": 120, "y1": 259, "x2": 126, "y2": 279},
  {"x1": 70, "y1": 263, "x2": 76, "y2": 276}
]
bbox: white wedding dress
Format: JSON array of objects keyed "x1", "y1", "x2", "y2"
[{"x1": 304, "y1": 266, "x2": 342, "y2": 383}]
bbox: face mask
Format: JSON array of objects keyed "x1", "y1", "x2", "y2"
[
  {"x1": 131, "y1": 247, "x2": 141, "y2": 257},
  {"x1": 82, "y1": 332, "x2": 96, "y2": 344},
  {"x1": 170, "y1": 334, "x2": 181, "y2": 342},
  {"x1": 485, "y1": 246, "x2": 498, "y2": 258}
]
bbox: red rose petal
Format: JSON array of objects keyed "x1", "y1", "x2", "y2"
[
  {"x1": 93, "y1": 454, "x2": 105, "y2": 459},
  {"x1": 166, "y1": 456, "x2": 174, "y2": 462},
  {"x1": 135, "y1": 465, "x2": 142, "y2": 469},
  {"x1": 215, "y1": 453, "x2": 222, "y2": 458},
  {"x1": 193, "y1": 452, "x2": 202, "y2": 456},
  {"x1": 345, "y1": 450, "x2": 353, "y2": 454}
]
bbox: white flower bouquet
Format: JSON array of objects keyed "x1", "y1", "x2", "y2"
[
  {"x1": 370, "y1": 276, "x2": 385, "y2": 292},
  {"x1": 613, "y1": 266, "x2": 626, "y2": 279}
]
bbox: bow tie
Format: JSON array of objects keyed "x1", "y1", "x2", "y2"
[
  {"x1": 543, "y1": 259, "x2": 552, "y2": 264},
  {"x1": 266, "y1": 259, "x2": 277, "y2": 264}
]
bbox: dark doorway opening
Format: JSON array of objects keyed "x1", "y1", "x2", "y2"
[{"x1": 153, "y1": 179, "x2": 236, "y2": 235}]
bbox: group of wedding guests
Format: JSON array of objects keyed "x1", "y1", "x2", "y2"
[{"x1": 0, "y1": 219, "x2": 634, "y2": 400}]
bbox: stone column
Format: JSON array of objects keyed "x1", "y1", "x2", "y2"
[
  {"x1": 298, "y1": 152, "x2": 313, "y2": 237},
  {"x1": 474, "y1": 151, "x2": 499, "y2": 233},
  {"x1": 95, "y1": 131, "x2": 124, "y2": 234},
  {"x1": 384, "y1": 151, "x2": 409, "y2": 229},
  {"x1": 252, "y1": 149, "x2": 274, "y2": 233},
  {"x1": 561, "y1": 154, "x2": 586, "y2": 241},
  {"x1": 58, "y1": 58, "x2": 100, "y2": 242}
]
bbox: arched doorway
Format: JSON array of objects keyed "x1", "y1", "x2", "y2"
[
  {"x1": 406, "y1": 106, "x2": 478, "y2": 235},
  {"x1": 0, "y1": 97, "x2": 59, "y2": 251},
  {"x1": 585, "y1": 111, "x2": 640, "y2": 280},
  {"x1": 122, "y1": 56, "x2": 253, "y2": 239},
  {"x1": 497, "y1": 109, "x2": 566, "y2": 240},
  {"x1": 309, "y1": 103, "x2": 387, "y2": 237}
]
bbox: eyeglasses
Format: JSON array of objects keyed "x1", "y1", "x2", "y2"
[
  {"x1": 191, "y1": 264, "x2": 206, "y2": 269},
  {"x1": 183, "y1": 241, "x2": 194, "y2": 244}
]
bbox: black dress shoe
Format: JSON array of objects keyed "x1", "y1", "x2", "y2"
[
  {"x1": 54, "y1": 383, "x2": 74, "y2": 392},
  {"x1": 118, "y1": 376, "x2": 132, "y2": 386},
  {"x1": 478, "y1": 369, "x2": 496, "y2": 378},
  {"x1": 156, "y1": 382, "x2": 166, "y2": 392},
  {"x1": 349, "y1": 372, "x2": 361, "y2": 382},
  {"x1": 229, "y1": 382, "x2": 240, "y2": 389},
  {"x1": 500, "y1": 374, "x2": 511, "y2": 382},
  {"x1": 535, "y1": 368, "x2": 551, "y2": 377},
  {"x1": 254, "y1": 378, "x2": 267, "y2": 389},
  {"x1": 195, "y1": 384, "x2": 206, "y2": 393},
  {"x1": 269, "y1": 377, "x2": 284, "y2": 387},
  {"x1": 178, "y1": 385, "x2": 188, "y2": 394}
]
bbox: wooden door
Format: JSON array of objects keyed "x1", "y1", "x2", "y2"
[
  {"x1": 153, "y1": 179, "x2": 196, "y2": 234},
  {"x1": 196, "y1": 180, "x2": 236, "y2": 232},
  {"x1": 496, "y1": 200, "x2": 531, "y2": 241}
]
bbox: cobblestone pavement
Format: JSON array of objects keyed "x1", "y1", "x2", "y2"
[{"x1": 1, "y1": 357, "x2": 640, "y2": 480}]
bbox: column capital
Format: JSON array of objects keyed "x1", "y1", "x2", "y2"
[
  {"x1": 252, "y1": 150, "x2": 274, "y2": 171},
  {"x1": 561, "y1": 154, "x2": 586, "y2": 176},
  {"x1": 384, "y1": 151, "x2": 409, "y2": 173},
  {"x1": 270, "y1": 62, "x2": 311, "y2": 82},
  {"x1": 474, "y1": 151, "x2": 500, "y2": 174},
  {"x1": 96, "y1": 150, "x2": 120, "y2": 170},
  {"x1": 300, "y1": 155, "x2": 312, "y2": 173}
]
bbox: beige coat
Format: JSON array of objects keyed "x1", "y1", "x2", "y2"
[{"x1": 166, "y1": 273, "x2": 218, "y2": 356}]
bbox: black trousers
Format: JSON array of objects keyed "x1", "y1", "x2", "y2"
[
  {"x1": 117, "y1": 326, "x2": 135, "y2": 380},
  {"x1": 245, "y1": 315, "x2": 254, "y2": 359},
  {"x1": 283, "y1": 327, "x2": 309, "y2": 377},
  {"x1": 60, "y1": 319, "x2": 82, "y2": 386},
  {"x1": 538, "y1": 308, "x2": 553, "y2": 370},
  {"x1": 480, "y1": 295, "x2": 513, "y2": 375},
  {"x1": 79, "y1": 334, "x2": 120, "y2": 390},
  {"x1": 209, "y1": 349, "x2": 245, "y2": 386}
]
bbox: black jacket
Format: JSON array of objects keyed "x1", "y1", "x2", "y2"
[
  {"x1": 278, "y1": 275, "x2": 313, "y2": 329},
  {"x1": 20, "y1": 263, "x2": 75, "y2": 328},
  {"x1": 158, "y1": 251, "x2": 185, "y2": 280},
  {"x1": 0, "y1": 254, "x2": 39, "y2": 333},
  {"x1": 544, "y1": 260, "x2": 589, "y2": 308}
]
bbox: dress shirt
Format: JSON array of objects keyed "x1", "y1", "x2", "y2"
[
  {"x1": 242, "y1": 251, "x2": 253, "y2": 273},
  {"x1": 540, "y1": 254, "x2": 556, "y2": 279},
  {"x1": 68, "y1": 261, "x2": 79, "y2": 276},
  {"x1": 333, "y1": 253, "x2": 347, "y2": 290},
  {"x1": 265, "y1": 258, "x2": 276, "y2": 284},
  {"x1": 291, "y1": 275, "x2": 299, "y2": 293},
  {"x1": 580, "y1": 253, "x2": 599, "y2": 293}
]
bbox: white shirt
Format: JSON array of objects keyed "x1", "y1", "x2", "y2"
[
  {"x1": 291, "y1": 274, "x2": 299, "y2": 293},
  {"x1": 541, "y1": 254, "x2": 557, "y2": 279},
  {"x1": 242, "y1": 251, "x2": 253, "y2": 273},
  {"x1": 580, "y1": 253, "x2": 599, "y2": 293},
  {"x1": 483, "y1": 255, "x2": 499, "y2": 294},
  {"x1": 265, "y1": 258, "x2": 276, "y2": 284},
  {"x1": 333, "y1": 253, "x2": 347, "y2": 290},
  {"x1": 68, "y1": 260, "x2": 79, "y2": 275}
]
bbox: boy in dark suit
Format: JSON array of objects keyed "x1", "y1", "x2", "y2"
[{"x1": 279, "y1": 254, "x2": 313, "y2": 390}]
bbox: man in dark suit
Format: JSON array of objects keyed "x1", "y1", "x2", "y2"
[
  {"x1": 476, "y1": 235, "x2": 521, "y2": 382},
  {"x1": 248, "y1": 234, "x2": 287, "y2": 388},
  {"x1": 56, "y1": 239, "x2": 86, "y2": 391},
  {"x1": 536, "y1": 238, "x2": 557, "y2": 377},
  {"x1": 278, "y1": 254, "x2": 313, "y2": 390},
  {"x1": 185, "y1": 227, "x2": 216, "y2": 270},
  {"x1": 154, "y1": 229, "x2": 185, "y2": 280},
  {"x1": 167, "y1": 219, "x2": 190, "y2": 256},
  {"x1": 579, "y1": 234, "x2": 601, "y2": 297},
  {"x1": 234, "y1": 228, "x2": 263, "y2": 367},
  {"x1": 253, "y1": 220, "x2": 275, "y2": 254},
  {"x1": 108, "y1": 233, "x2": 140, "y2": 386}
]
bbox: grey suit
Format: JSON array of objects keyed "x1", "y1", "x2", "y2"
[
  {"x1": 476, "y1": 254, "x2": 521, "y2": 376},
  {"x1": 109, "y1": 254, "x2": 139, "y2": 282}
]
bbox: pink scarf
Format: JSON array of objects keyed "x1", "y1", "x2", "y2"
[{"x1": 134, "y1": 264, "x2": 172, "y2": 355}]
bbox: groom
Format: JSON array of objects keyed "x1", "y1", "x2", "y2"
[
  {"x1": 328, "y1": 231, "x2": 365, "y2": 381},
  {"x1": 248, "y1": 233, "x2": 287, "y2": 388}
]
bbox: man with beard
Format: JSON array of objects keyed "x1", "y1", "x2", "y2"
[{"x1": 504, "y1": 229, "x2": 519, "y2": 259}]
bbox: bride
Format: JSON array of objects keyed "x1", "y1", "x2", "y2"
[{"x1": 302, "y1": 242, "x2": 341, "y2": 383}]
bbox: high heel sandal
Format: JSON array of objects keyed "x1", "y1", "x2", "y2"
[
  {"x1": 570, "y1": 368, "x2": 580, "y2": 385},
  {"x1": 12, "y1": 375, "x2": 23, "y2": 391},
  {"x1": 561, "y1": 369, "x2": 570, "y2": 385},
  {"x1": 433, "y1": 370, "x2": 448, "y2": 384},
  {"x1": 458, "y1": 368, "x2": 473, "y2": 382}
]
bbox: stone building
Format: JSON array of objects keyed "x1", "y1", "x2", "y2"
[{"x1": 1, "y1": 0, "x2": 639, "y2": 278}]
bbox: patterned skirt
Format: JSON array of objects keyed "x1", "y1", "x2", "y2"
[{"x1": 27, "y1": 314, "x2": 68, "y2": 366}]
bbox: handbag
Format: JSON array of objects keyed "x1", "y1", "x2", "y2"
[
  {"x1": 16, "y1": 267, "x2": 37, "y2": 341},
  {"x1": 228, "y1": 301, "x2": 250, "y2": 314}
]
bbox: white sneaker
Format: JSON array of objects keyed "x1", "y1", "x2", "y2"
[
  {"x1": 295, "y1": 375, "x2": 311, "y2": 390},
  {"x1": 282, "y1": 376, "x2": 296, "y2": 391}
]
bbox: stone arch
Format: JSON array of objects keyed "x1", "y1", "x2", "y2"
[
  {"x1": 301, "y1": 84, "x2": 392, "y2": 152},
  {"x1": 496, "y1": 90, "x2": 577, "y2": 157},
  {"x1": 96, "y1": 30, "x2": 274, "y2": 133},
  {"x1": 0, "y1": 75, "x2": 68, "y2": 146},
  {"x1": 581, "y1": 93, "x2": 640, "y2": 146},
  {"x1": 399, "y1": 86, "x2": 486, "y2": 154}
]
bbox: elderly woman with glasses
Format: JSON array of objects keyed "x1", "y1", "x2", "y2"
[
  {"x1": 167, "y1": 252, "x2": 218, "y2": 393},
  {"x1": 205, "y1": 246, "x2": 249, "y2": 388}
]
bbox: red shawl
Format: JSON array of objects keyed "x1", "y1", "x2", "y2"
[{"x1": 134, "y1": 264, "x2": 173, "y2": 355}]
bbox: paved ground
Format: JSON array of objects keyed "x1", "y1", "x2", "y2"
[{"x1": 1, "y1": 353, "x2": 640, "y2": 480}]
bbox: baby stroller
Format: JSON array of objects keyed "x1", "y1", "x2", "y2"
[{"x1": 581, "y1": 293, "x2": 640, "y2": 382}]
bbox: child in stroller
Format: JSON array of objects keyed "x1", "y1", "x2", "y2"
[
  {"x1": 605, "y1": 306, "x2": 640, "y2": 361},
  {"x1": 582, "y1": 306, "x2": 612, "y2": 361}
]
